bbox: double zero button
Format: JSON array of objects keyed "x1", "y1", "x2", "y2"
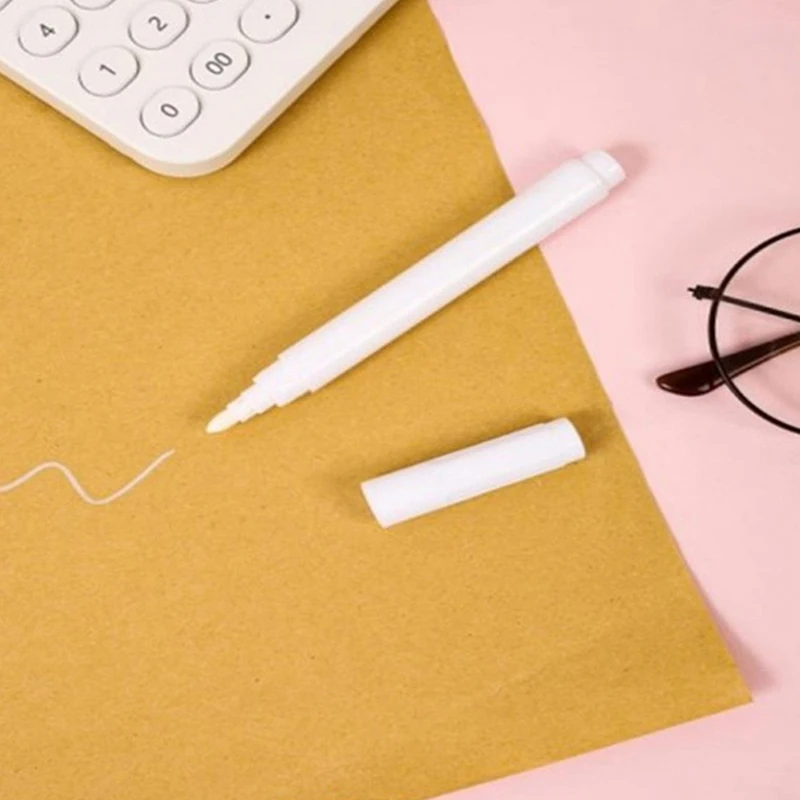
[{"x1": 191, "y1": 40, "x2": 250, "y2": 90}]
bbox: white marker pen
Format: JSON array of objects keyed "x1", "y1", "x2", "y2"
[{"x1": 207, "y1": 151, "x2": 625, "y2": 434}]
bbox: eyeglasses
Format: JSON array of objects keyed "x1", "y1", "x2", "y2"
[{"x1": 656, "y1": 227, "x2": 800, "y2": 434}]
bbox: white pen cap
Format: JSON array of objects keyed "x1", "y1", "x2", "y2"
[{"x1": 361, "y1": 418, "x2": 587, "y2": 528}]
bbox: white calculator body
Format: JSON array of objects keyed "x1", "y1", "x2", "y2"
[{"x1": 0, "y1": 0, "x2": 399, "y2": 176}]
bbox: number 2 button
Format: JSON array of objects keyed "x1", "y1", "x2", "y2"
[
  {"x1": 19, "y1": 7, "x2": 79, "y2": 57},
  {"x1": 191, "y1": 41, "x2": 250, "y2": 90},
  {"x1": 129, "y1": 1, "x2": 188, "y2": 50},
  {"x1": 141, "y1": 87, "x2": 200, "y2": 137}
]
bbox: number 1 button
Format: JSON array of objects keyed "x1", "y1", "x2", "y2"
[
  {"x1": 80, "y1": 47, "x2": 139, "y2": 97},
  {"x1": 141, "y1": 87, "x2": 200, "y2": 137},
  {"x1": 19, "y1": 7, "x2": 79, "y2": 57}
]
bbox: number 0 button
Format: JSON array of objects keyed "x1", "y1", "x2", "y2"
[
  {"x1": 141, "y1": 86, "x2": 200, "y2": 137},
  {"x1": 80, "y1": 47, "x2": 139, "y2": 97},
  {"x1": 19, "y1": 7, "x2": 79, "y2": 57},
  {"x1": 239, "y1": 0, "x2": 299, "y2": 43},
  {"x1": 191, "y1": 40, "x2": 250, "y2": 90},
  {"x1": 130, "y1": 1, "x2": 188, "y2": 50}
]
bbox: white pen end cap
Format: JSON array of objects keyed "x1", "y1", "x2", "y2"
[
  {"x1": 581, "y1": 150, "x2": 626, "y2": 190},
  {"x1": 361, "y1": 418, "x2": 587, "y2": 528}
]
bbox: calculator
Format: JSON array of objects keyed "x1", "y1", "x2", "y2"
[{"x1": 0, "y1": 0, "x2": 400, "y2": 176}]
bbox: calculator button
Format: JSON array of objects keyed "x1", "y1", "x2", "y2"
[
  {"x1": 190, "y1": 40, "x2": 250, "y2": 90},
  {"x1": 239, "y1": 0, "x2": 299, "y2": 43},
  {"x1": 72, "y1": 0, "x2": 115, "y2": 9},
  {"x1": 79, "y1": 46, "x2": 139, "y2": 97},
  {"x1": 19, "y1": 8, "x2": 79, "y2": 57},
  {"x1": 129, "y1": 1, "x2": 189, "y2": 50},
  {"x1": 141, "y1": 87, "x2": 200, "y2": 137}
]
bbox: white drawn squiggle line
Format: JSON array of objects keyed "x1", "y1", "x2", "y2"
[{"x1": 0, "y1": 450, "x2": 176, "y2": 506}]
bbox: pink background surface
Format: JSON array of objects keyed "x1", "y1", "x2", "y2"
[{"x1": 427, "y1": 1, "x2": 800, "y2": 797}]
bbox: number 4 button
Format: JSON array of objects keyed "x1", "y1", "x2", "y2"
[
  {"x1": 79, "y1": 47, "x2": 140, "y2": 97},
  {"x1": 19, "y1": 7, "x2": 79, "y2": 57}
]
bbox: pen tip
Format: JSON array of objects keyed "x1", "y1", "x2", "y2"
[{"x1": 206, "y1": 409, "x2": 238, "y2": 435}]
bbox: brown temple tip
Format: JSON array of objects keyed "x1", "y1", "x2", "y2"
[
  {"x1": 655, "y1": 361, "x2": 723, "y2": 396},
  {"x1": 657, "y1": 330, "x2": 800, "y2": 398}
]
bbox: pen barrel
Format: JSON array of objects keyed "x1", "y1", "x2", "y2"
[{"x1": 259, "y1": 151, "x2": 624, "y2": 404}]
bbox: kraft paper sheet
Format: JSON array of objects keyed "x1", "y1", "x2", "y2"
[{"x1": 0, "y1": 1, "x2": 748, "y2": 798}]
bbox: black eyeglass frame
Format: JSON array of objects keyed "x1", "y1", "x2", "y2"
[{"x1": 707, "y1": 226, "x2": 800, "y2": 435}]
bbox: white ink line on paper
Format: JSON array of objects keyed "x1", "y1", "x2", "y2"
[{"x1": 0, "y1": 450, "x2": 176, "y2": 506}]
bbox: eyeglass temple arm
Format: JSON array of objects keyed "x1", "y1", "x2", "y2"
[
  {"x1": 656, "y1": 330, "x2": 800, "y2": 396},
  {"x1": 688, "y1": 284, "x2": 800, "y2": 325},
  {"x1": 657, "y1": 286, "x2": 800, "y2": 396}
]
